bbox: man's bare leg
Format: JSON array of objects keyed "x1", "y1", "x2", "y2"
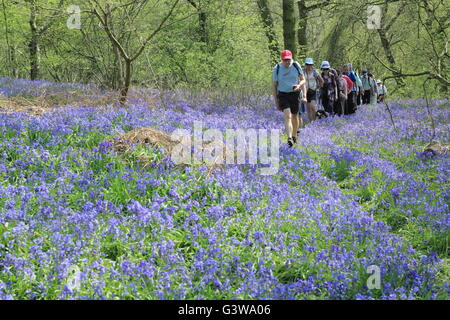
[
  {"x1": 283, "y1": 108, "x2": 294, "y2": 139},
  {"x1": 292, "y1": 113, "x2": 299, "y2": 141}
]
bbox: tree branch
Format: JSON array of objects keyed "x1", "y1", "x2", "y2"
[
  {"x1": 385, "y1": 3, "x2": 403, "y2": 31},
  {"x1": 130, "y1": 0, "x2": 180, "y2": 61},
  {"x1": 305, "y1": 0, "x2": 332, "y2": 12},
  {"x1": 382, "y1": 71, "x2": 449, "y2": 87},
  {"x1": 186, "y1": 0, "x2": 197, "y2": 9},
  {"x1": 91, "y1": 6, "x2": 130, "y2": 61}
]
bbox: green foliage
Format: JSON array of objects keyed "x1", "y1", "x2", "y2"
[
  {"x1": 0, "y1": 0, "x2": 447, "y2": 98},
  {"x1": 324, "y1": 158, "x2": 353, "y2": 183}
]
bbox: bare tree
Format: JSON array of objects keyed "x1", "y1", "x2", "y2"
[{"x1": 87, "y1": 0, "x2": 181, "y2": 102}]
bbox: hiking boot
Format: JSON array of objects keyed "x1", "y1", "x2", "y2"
[
  {"x1": 292, "y1": 136, "x2": 297, "y2": 144},
  {"x1": 287, "y1": 137, "x2": 294, "y2": 148}
]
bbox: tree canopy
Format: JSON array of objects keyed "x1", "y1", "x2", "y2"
[{"x1": 0, "y1": 0, "x2": 448, "y2": 99}]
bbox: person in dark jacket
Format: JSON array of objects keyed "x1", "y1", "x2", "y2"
[
  {"x1": 344, "y1": 64, "x2": 357, "y2": 114},
  {"x1": 320, "y1": 61, "x2": 338, "y2": 115}
]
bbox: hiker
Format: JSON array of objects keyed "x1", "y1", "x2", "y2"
[
  {"x1": 320, "y1": 61, "x2": 337, "y2": 115},
  {"x1": 350, "y1": 64, "x2": 359, "y2": 112},
  {"x1": 361, "y1": 70, "x2": 372, "y2": 104},
  {"x1": 272, "y1": 49, "x2": 307, "y2": 147},
  {"x1": 344, "y1": 64, "x2": 357, "y2": 114},
  {"x1": 355, "y1": 70, "x2": 363, "y2": 106},
  {"x1": 303, "y1": 58, "x2": 324, "y2": 122},
  {"x1": 368, "y1": 73, "x2": 378, "y2": 104},
  {"x1": 377, "y1": 80, "x2": 387, "y2": 102},
  {"x1": 341, "y1": 69, "x2": 353, "y2": 115},
  {"x1": 330, "y1": 67, "x2": 342, "y2": 115},
  {"x1": 336, "y1": 67, "x2": 349, "y2": 116},
  {"x1": 297, "y1": 61, "x2": 307, "y2": 131}
]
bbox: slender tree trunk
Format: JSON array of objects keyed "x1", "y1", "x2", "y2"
[
  {"x1": 297, "y1": 0, "x2": 307, "y2": 60},
  {"x1": 256, "y1": 0, "x2": 279, "y2": 65},
  {"x1": 1, "y1": 0, "x2": 12, "y2": 77},
  {"x1": 187, "y1": 0, "x2": 207, "y2": 45},
  {"x1": 282, "y1": 0, "x2": 296, "y2": 57},
  {"x1": 198, "y1": 10, "x2": 207, "y2": 44},
  {"x1": 297, "y1": 1, "x2": 332, "y2": 60},
  {"x1": 112, "y1": 45, "x2": 123, "y2": 90},
  {"x1": 378, "y1": 29, "x2": 396, "y2": 71},
  {"x1": 10, "y1": 46, "x2": 17, "y2": 78},
  {"x1": 377, "y1": 28, "x2": 404, "y2": 87},
  {"x1": 120, "y1": 59, "x2": 132, "y2": 102},
  {"x1": 29, "y1": 0, "x2": 40, "y2": 80},
  {"x1": 378, "y1": 4, "x2": 404, "y2": 86}
]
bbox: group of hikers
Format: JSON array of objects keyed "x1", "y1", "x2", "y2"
[{"x1": 272, "y1": 50, "x2": 388, "y2": 147}]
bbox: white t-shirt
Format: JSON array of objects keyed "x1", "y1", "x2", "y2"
[{"x1": 305, "y1": 69, "x2": 318, "y2": 91}]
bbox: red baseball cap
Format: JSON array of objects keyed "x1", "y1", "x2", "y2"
[{"x1": 281, "y1": 50, "x2": 293, "y2": 60}]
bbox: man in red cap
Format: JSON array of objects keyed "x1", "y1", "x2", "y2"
[{"x1": 272, "y1": 50, "x2": 306, "y2": 147}]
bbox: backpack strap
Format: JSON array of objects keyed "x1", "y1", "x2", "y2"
[
  {"x1": 313, "y1": 69, "x2": 319, "y2": 79},
  {"x1": 292, "y1": 61, "x2": 302, "y2": 75},
  {"x1": 277, "y1": 61, "x2": 302, "y2": 76}
]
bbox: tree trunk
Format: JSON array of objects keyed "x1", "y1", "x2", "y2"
[
  {"x1": 1, "y1": 0, "x2": 12, "y2": 77},
  {"x1": 297, "y1": 0, "x2": 307, "y2": 61},
  {"x1": 187, "y1": 0, "x2": 208, "y2": 45},
  {"x1": 120, "y1": 59, "x2": 131, "y2": 102},
  {"x1": 282, "y1": 0, "x2": 296, "y2": 57},
  {"x1": 10, "y1": 46, "x2": 17, "y2": 78},
  {"x1": 377, "y1": 28, "x2": 404, "y2": 87},
  {"x1": 29, "y1": 0, "x2": 40, "y2": 80},
  {"x1": 378, "y1": 3, "x2": 404, "y2": 87},
  {"x1": 112, "y1": 45, "x2": 123, "y2": 90},
  {"x1": 256, "y1": 0, "x2": 279, "y2": 65},
  {"x1": 199, "y1": 10, "x2": 207, "y2": 44}
]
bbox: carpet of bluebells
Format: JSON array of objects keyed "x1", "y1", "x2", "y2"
[
  {"x1": 0, "y1": 77, "x2": 97, "y2": 97},
  {"x1": 0, "y1": 78, "x2": 449, "y2": 300}
]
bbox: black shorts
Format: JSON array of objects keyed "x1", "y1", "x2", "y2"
[
  {"x1": 306, "y1": 89, "x2": 317, "y2": 102},
  {"x1": 278, "y1": 91, "x2": 300, "y2": 114}
]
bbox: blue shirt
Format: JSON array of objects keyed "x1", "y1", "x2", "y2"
[
  {"x1": 361, "y1": 75, "x2": 371, "y2": 90},
  {"x1": 347, "y1": 72, "x2": 357, "y2": 92},
  {"x1": 272, "y1": 62, "x2": 304, "y2": 93},
  {"x1": 355, "y1": 74, "x2": 362, "y2": 88}
]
